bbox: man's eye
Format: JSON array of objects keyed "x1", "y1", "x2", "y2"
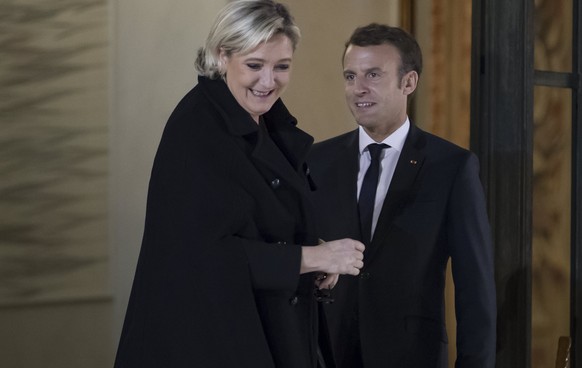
[
  {"x1": 344, "y1": 74, "x2": 355, "y2": 81},
  {"x1": 368, "y1": 72, "x2": 379, "y2": 78},
  {"x1": 246, "y1": 63, "x2": 262, "y2": 70}
]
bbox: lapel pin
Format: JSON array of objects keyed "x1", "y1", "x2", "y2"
[{"x1": 410, "y1": 160, "x2": 418, "y2": 165}]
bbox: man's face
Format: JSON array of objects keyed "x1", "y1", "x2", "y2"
[{"x1": 343, "y1": 43, "x2": 416, "y2": 140}]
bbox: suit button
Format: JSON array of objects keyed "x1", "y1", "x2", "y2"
[
  {"x1": 360, "y1": 272, "x2": 371, "y2": 280},
  {"x1": 305, "y1": 166, "x2": 310, "y2": 175},
  {"x1": 277, "y1": 241, "x2": 287, "y2": 245},
  {"x1": 270, "y1": 178, "x2": 281, "y2": 189},
  {"x1": 289, "y1": 296, "x2": 298, "y2": 306}
]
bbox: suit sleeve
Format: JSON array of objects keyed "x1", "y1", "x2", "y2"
[{"x1": 447, "y1": 153, "x2": 497, "y2": 367}]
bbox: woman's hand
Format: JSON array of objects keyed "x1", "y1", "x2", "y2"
[{"x1": 300, "y1": 238, "x2": 365, "y2": 275}]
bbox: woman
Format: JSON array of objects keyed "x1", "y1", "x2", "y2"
[{"x1": 114, "y1": 1, "x2": 365, "y2": 367}]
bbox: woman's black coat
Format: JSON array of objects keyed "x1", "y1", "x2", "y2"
[{"x1": 114, "y1": 76, "x2": 322, "y2": 368}]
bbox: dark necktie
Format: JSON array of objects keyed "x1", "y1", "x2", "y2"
[{"x1": 358, "y1": 143, "x2": 388, "y2": 245}]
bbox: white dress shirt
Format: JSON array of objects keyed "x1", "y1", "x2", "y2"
[{"x1": 357, "y1": 118, "x2": 410, "y2": 237}]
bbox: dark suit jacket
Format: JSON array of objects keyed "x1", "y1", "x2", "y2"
[
  {"x1": 308, "y1": 125, "x2": 496, "y2": 368},
  {"x1": 115, "y1": 76, "x2": 324, "y2": 368}
]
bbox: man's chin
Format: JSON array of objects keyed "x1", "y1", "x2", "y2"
[{"x1": 355, "y1": 119, "x2": 374, "y2": 128}]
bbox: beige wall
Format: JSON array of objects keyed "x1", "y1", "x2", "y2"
[
  {"x1": 0, "y1": 299, "x2": 113, "y2": 368},
  {"x1": 0, "y1": 1, "x2": 112, "y2": 367},
  {"x1": 0, "y1": 1, "x2": 228, "y2": 368},
  {"x1": 283, "y1": 0, "x2": 401, "y2": 141}
]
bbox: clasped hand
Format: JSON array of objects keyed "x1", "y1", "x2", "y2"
[{"x1": 301, "y1": 238, "x2": 365, "y2": 289}]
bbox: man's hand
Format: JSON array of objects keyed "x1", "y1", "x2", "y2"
[{"x1": 315, "y1": 273, "x2": 339, "y2": 289}]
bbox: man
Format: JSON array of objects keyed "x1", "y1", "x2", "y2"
[{"x1": 308, "y1": 24, "x2": 496, "y2": 368}]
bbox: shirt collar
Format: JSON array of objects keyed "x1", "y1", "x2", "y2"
[{"x1": 358, "y1": 118, "x2": 410, "y2": 155}]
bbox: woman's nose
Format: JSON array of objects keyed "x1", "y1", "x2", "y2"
[{"x1": 259, "y1": 69, "x2": 276, "y2": 88}]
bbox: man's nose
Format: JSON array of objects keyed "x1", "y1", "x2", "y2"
[{"x1": 353, "y1": 77, "x2": 368, "y2": 94}]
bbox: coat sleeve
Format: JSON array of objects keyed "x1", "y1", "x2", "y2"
[
  {"x1": 447, "y1": 153, "x2": 497, "y2": 367},
  {"x1": 148, "y1": 120, "x2": 302, "y2": 294}
]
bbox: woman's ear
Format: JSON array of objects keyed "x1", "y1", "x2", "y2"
[
  {"x1": 218, "y1": 48, "x2": 227, "y2": 61},
  {"x1": 218, "y1": 48, "x2": 229, "y2": 74},
  {"x1": 401, "y1": 71, "x2": 418, "y2": 95}
]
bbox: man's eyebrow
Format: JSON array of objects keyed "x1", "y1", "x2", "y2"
[
  {"x1": 343, "y1": 67, "x2": 383, "y2": 74},
  {"x1": 364, "y1": 67, "x2": 383, "y2": 74}
]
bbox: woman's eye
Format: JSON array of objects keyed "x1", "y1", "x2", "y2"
[
  {"x1": 246, "y1": 63, "x2": 262, "y2": 70},
  {"x1": 275, "y1": 64, "x2": 290, "y2": 71}
]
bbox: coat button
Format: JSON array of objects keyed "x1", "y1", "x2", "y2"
[
  {"x1": 277, "y1": 241, "x2": 287, "y2": 245},
  {"x1": 360, "y1": 272, "x2": 371, "y2": 280},
  {"x1": 289, "y1": 296, "x2": 298, "y2": 306},
  {"x1": 270, "y1": 178, "x2": 281, "y2": 189}
]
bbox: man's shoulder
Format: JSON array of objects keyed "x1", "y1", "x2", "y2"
[
  {"x1": 307, "y1": 130, "x2": 357, "y2": 173},
  {"x1": 312, "y1": 129, "x2": 357, "y2": 153},
  {"x1": 411, "y1": 125, "x2": 472, "y2": 158}
]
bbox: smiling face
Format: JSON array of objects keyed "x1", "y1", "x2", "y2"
[
  {"x1": 220, "y1": 34, "x2": 294, "y2": 123},
  {"x1": 343, "y1": 43, "x2": 417, "y2": 141}
]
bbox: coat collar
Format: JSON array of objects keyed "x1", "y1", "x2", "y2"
[
  {"x1": 198, "y1": 75, "x2": 312, "y2": 164},
  {"x1": 198, "y1": 75, "x2": 313, "y2": 190},
  {"x1": 197, "y1": 75, "x2": 258, "y2": 137},
  {"x1": 263, "y1": 102, "x2": 313, "y2": 171}
]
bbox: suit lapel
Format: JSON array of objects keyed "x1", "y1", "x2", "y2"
[
  {"x1": 333, "y1": 131, "x2": 360, "y2": 237},
  {"x1": 365, "y1": 125, "x2": 426, "y2": 262}
]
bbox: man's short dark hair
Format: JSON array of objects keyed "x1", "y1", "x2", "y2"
[{"x1": 343, "y1": 23, "x2": 423, "y2": 79}]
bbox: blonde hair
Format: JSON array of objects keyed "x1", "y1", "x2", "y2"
[{"x1": 195, "y1": 0, "x2": 300, "y2": 79}]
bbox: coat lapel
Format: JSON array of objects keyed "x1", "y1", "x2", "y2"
[
  {"x1": 365, "y1": 125, "x2": 426, "y2": 263},
  {"x1": 199, "y1": 76, "x2": 313, "y2": 195},
  {"x1": 249, "y1": 100, "x2": 314, "y2": 194},
  {"x1": 250, "y1": 125, "x2": 310, "y2": 194}
]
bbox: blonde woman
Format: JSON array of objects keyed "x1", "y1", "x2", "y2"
[{"x1": 114, "y1": 1, "x2": 364, "y2": 367}]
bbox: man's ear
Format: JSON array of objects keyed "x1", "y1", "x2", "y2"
[{"x1": 401, "y1": 71, "x2": 418, "y2": 95}]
